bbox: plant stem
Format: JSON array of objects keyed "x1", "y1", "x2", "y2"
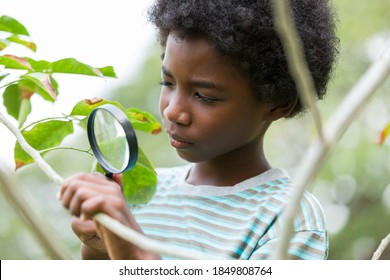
[
  {"x1": 0, "y1": 163, "x2": 74, "y2": 260},
  {"x1": 94, "y1": 213, "x2": 221, "y2": 260},
  {"x1": 372, "y1": 232, "x2": 390, "y2": 260},
  {"x1": 0, "y1": 79, "x2": 18, "y2": 90},
  {"x1": 20, "y1": 115, "x2": 82, "y2": 132},
  {"x1": 0, "y1": 110, "x2": 64, "y2": 186},
  {"x1": 40, "y1": 146, "x2": 93, "y2": 157},
  {"x1": 272, "y1": 0, "x2": 325, "y2": 143}
]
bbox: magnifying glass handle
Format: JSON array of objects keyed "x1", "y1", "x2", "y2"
[{"x1": 105, "y1": 172, "x2": 114, "y2": 179}]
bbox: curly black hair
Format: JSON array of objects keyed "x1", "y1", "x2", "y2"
[{"x1": 147, "y1": 0, "x2": 338, "y2": 118}]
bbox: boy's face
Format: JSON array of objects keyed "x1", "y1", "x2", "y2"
[{"x1": 159, "y1": 33, "x2": 273, "y2": 164}]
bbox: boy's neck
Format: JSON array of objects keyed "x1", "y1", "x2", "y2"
[{"x1": 186, "y1": 147, "x2": 271, "y2": 187}]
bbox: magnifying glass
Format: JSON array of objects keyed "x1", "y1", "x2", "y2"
[{"x1": 87, "y1": 104, "x2": 138, "y2": 177}]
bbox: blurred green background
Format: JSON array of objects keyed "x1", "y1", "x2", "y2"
[{"x1": 1, "y1": 0, "x2": 390, "y2": 259}]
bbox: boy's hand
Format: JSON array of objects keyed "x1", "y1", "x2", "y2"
[
  {"x1": 71, "y1": 217, "x2": 108, "y2": 259},
  {"x1": 59, "y1": 172, "x2": 159, "y2": 259},
  {"x1": 59, "y1": 172, "x2": 125, "y2": 220}
]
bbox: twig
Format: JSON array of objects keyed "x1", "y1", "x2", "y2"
[
  {"x1": 0, "y1": 111, "x2": 64, "y2": 186},
  {"x1": 272, "y1": 0, "x2": 325, "y2": 143},
  {"x1": 0, "y1": 79, "x2": 18, "y2": 90},
  {"x1": 94, "y1": 213, "x2": 221, "y2": 260},
  {"x1": 20, "y1": 114, "x2": 83, "y2": 132},
  {"x1": 0, "y1": 110, "x2": 215, "y2": 260},
  {"x1": 39, "y1": 146, "x2": 94, "y2": 157},
  {"x1": 272, "y1": 40, "x2": 390, "y2": 259},
  {"x1": 372, "y1": 232, "x2": 390, "y2": 260},
  {"x1": 20, "y1": 116, "x2": 69, "y2": 132},
  {"x1": 0, "y1": 163, "x2": 74, "y2": 259}
]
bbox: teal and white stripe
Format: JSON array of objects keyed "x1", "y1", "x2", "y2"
[{"x1": 132, "y1": 165, "x2": 327, "y2": 260}]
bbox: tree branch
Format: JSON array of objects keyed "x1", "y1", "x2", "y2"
[
  {"x1": 372, "y1": 232, "x2": 390, "y2": 260},
  {"x1": 272, "y1": 35, "x2": 390, "y2": 259},
  {"x1": 0, "y1": 111, "x2": 64, "y2": 186},
  {"x1": 0, "y1": 163, "x2": 74, "y2": 260},
  {"x1": 94, "y1": 213, "x2": 221, "y2": 260},
  {"x1": 272, "y1": 0, "x2": 325, "y2": 143}
]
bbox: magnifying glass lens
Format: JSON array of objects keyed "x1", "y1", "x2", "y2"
[
  {"x1": 93, "y1": 109, "x2": 130, "y2": 172},
  {"x1": 87, "y1": 104, "x2": 138, "y2": 175}
]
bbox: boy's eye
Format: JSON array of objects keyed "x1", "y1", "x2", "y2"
[
  {"x1": 159, "y1": 80, "x2": 173, "y2": 87},
  {"x1": 194, "y1": 92, "x2": 218, "y2": 104}
]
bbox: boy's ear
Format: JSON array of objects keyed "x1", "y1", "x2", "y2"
[{"x1": 268, "y1": 102, "x2": 296, "y2": 120}]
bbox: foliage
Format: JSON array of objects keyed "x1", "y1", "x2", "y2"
[{"x1": 0, "y1": 15, "x2": 161, "y2": 205}]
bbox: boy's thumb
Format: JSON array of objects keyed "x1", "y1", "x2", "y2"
[{"x1": 112, "y1": 173, "x2": 123, "y2": 191}]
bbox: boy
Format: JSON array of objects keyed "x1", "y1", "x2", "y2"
[{"x1": 59, "y1": 0, "x2": 338, "y2": 259}]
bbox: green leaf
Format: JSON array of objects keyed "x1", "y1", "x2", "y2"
[
  {"x1": 18, "y1": 99, "x2": 31, "y2": 128},
  {"x1": 0, "y1": 39, "x2": 9, "y2": 51},
  {"x1": 0, "y1": 73, "x2": 9, "y2": 82},
  {"x1": 70, "y1": 99, "x2": 161, "y2": 134},
  {"x1": 6, "y1": 34, "x2": 37, "y2": 52},
  {"x1": 0, "y1": 55, "x2": 116, "y2": 78},
  {"x1": 94, "y1": 148, "x2": 157, "y2": 204},
  {"x1": 3, "y1": 84, "x2": 22, "y2": 120},
  {"x1": 94, "y1": 135, "x2": 130, "y2": 172},
  {"x1": 126, "y1": 108, "x2": 162, "y2": 135},
  {"x1": 21, "y1": 73, "x2": 57, "y2": 101},
  {"x1": 14, "y1": 120, "x2": 74, "y2": 169},
  {"x1": 23, "y1": 57, "x2": 51, "y2": 71},
  {"x1": 70, "y1": 98, "x2": 125, "y2": 117},
  {"x1": 0, "y1": 54, "x2": 32, "y2": 70},
  {"x1": 51, "y1": 58, "x2": 116, "y2": 77},
  {"x1": 122, "y1": 148, "x2": 157, "y2": 204},
  {"x1": 2, "y1": 84, "x2": 32, "y2": 126},
  {"x1": 0, "y1": 15, "x2": 30, "y2": 36},
  {"x1": 17, "y1": 75, "x2": 58, "y2": 102}
]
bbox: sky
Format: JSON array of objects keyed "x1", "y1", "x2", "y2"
[{"x1": 1, "y1": 0, "x2": 156, "y2": 169}]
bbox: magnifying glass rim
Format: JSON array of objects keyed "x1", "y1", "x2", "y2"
[{"x1": 87, "y1": 104, "x2": 138, "y2": 174}]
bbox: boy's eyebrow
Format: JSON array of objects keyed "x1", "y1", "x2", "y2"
[
  {"x1": 161, "y1": 65, "x2": 226, "y2": 92},
  {"x1": 161, "y1": 65, "x2": 173, "y2": 77}
]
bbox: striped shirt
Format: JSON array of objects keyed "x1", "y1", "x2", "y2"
[{"x1": 132, "y1": 165, "x2": 328, "y2": 260}]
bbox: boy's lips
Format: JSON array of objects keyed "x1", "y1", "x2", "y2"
[{"x1": 168, "y1": 134, "x2": 194, "y2": 149}]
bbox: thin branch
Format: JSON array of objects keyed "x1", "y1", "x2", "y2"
[
  {"x1": 20, "y1": 114, "x2": 83, "y2": 132},
  {"x1": 20, "y1": 116, "x2": 69, "y2": 132},
  {"x1": 94, "y1": 213, "x2": 222, "y2": 260},
  {"x1": 0, "y1": 164, "x2": 74, "y2": 259},
  {"x1": 0, "y1": 111, "x2": 64, "y2": 186},
  {"x1": 272, "y1": 42, "x2": 390, "y2": 259},
  {"x1": 40, "y1": 146, "x2": 94, "y2": 157},
  {"x1": 0, "y1": 79, "x2": 18, "y2": 90},
  {"x1": 272, "y1": 0, "x2": 325, "y2": 143},
  {"x1": 0, "y1": 110, "x2": 217, "y2": 260},
  {"x1": 372, "y1": 232, "x2": 390, "y2": 260}
]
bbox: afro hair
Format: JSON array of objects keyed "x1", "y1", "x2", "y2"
[{"x1": 148, "y1": 0, "x2": 339, "y2": 117}]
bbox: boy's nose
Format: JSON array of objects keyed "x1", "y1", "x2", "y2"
[{"x1": 162, "y1": 92, "x2": 191, "y2": 126}]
